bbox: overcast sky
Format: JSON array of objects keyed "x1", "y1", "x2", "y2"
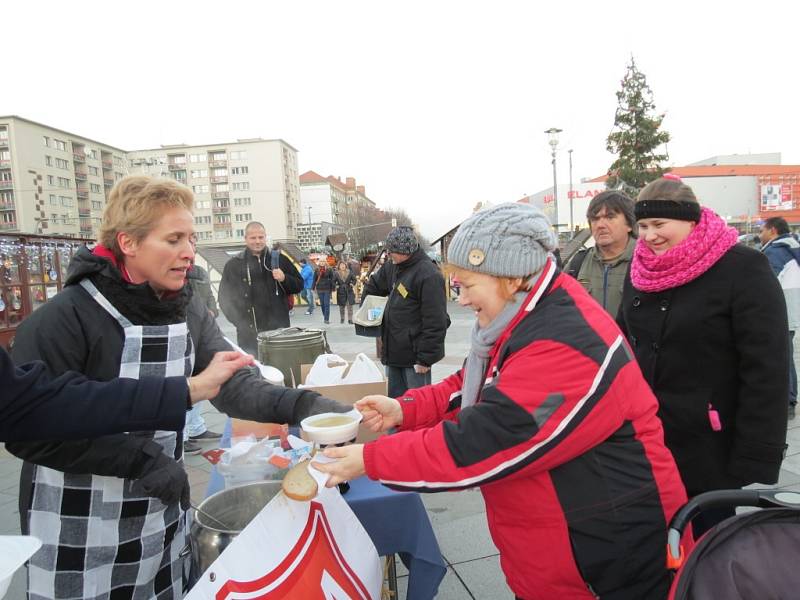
[{"x1": 7, "y1": 1, "x2": 799, "y2": 238}]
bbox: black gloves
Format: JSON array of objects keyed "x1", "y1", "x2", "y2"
[{"x1": 130, "y1": 441, "x2": 191, "y2": 510}]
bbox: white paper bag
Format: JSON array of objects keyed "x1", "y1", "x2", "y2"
[
  {"x1": 186, "y1": 480, "x2": 382, "y2": 599},
  {"x1": 303, "y1": 354, "x2": 349, "y2": 386},
  {"x1": 340, "y1": 353, "x2": 384, "y2": 385}
]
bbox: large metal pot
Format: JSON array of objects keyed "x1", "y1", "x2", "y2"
[
  {"x1": 189, "y1": 480, "x2": 282, "y2": 579},
  {"x1": 257, "y1": 327, "x2": 329, "y2": 387}
]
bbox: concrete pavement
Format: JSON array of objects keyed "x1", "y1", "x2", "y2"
[{"x1": 2, "y1": 300, "x2": 799, "y2": 599}]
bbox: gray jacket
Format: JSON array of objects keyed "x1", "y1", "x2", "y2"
[{"x1": 567, "y1": 237, "x2": 635, "y2": 318}]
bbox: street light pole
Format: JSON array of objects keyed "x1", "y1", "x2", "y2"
[
  {"x1": 568, "y1": 149, "x2": 574, "y2": 236},
  {"x1": 544, "y1": 128, "x2": 562, "y2": 233}
]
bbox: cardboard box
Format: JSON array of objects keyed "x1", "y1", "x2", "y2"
[
  {"x1": 230, "y1": 359, "x2": 387, "y2": 443},
  {"x1": 299, "y1": 362, "x2": 387, "y2": 443}
]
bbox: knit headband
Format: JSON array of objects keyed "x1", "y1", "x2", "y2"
[{"x1": 634, "y1": 199, "x2": 701, "y2": 222}]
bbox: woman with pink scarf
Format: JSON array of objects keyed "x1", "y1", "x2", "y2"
[{"x1": 617, "y1": 175, "x2": 788, "y2": 537}]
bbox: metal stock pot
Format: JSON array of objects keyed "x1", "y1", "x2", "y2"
[{"x1": 189, "y1": 480, "x2": 283, "y2": 579}]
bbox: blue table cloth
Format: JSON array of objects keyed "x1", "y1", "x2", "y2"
[{"x1": 205, "y1": 420, "x2": 446, "y2": 600}]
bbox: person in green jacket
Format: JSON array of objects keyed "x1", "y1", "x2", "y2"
[{"x1": 565, "y1": 190, "x2": 636, "y2": 317}]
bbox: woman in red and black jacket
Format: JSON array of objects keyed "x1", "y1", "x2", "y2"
[{"x1": 315, "y1": 203, "x2": 690, "y2": 600}]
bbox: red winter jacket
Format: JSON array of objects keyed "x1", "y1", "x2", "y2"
[{"x1": 363, "y1": 261, "x2": 690, "y2": 599}]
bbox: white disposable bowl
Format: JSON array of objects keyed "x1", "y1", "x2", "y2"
[
  {"x1": 301, "y1": 411, "x2": 362, "y2": 446},
  {"x1": 0, "y1": 536, "x2": 42, "y2": 598}
]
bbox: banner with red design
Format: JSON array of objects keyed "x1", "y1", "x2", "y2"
[{"x1": 186, "y1": 484, "x2": 382, "y2": 599}]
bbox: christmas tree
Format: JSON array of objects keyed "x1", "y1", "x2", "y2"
[{"x1": 605, "y1": 57, "x2": 671, "y2": 195}]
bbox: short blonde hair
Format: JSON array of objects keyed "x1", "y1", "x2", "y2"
[{"x1": 100, "y1": 176, "x2": 194, "y2": 259}]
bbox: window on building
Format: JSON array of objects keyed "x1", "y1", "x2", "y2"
[
  {"x1": 114, "y1": 156, "x2": 124, "y2": 166},
  {"x1": 213, "y1": 183, "x2": 229, "y2": 192},
  {"x1": 50, "y1": 213, "x2": 59, "y2": 225},
  {"x1": 88, "y1": 149, "x2": 98, "y2": 159},
  {"x1": 88, "y1": 165, "x2": 99, "y2": 175},
  {"x1": 92, "y1": 200, "x2": 103, "y2": 210},
  {"x1": 234, "y1": 213, "x2": 252, "y2": 222},
  {"x1": 43, "y1": 136, "x2": 50, "y2": 147},
  {"x1": 195, "y1": 199, "x2": 211, "y2": 210},
  {"x1": 45, "y1": 155, "x2": 53, "y2": 167},
  {"x1": 169, "y1": 155, "x2": 186, "y2": 165},
  {"x1": 231, "y1": 166, "x2": 249, "y2": 175},
  {"x1": 209, "y1": 151, "x2": 226, "y2": 161},
  {"x1": 114, "y1": 172, "x2": 123, "y2": 181},
  {"x1": 211, "y1": 168, "x2": 228, "y2": 177},
  {"x1": 54, "y1": 139, "x2": 66, "y2": 151},
  {"x1": 60, "y1": 196, "x2": 73, "y2": 207},
  {"x1": 235, "y1": 229, "x2": 244, "y2": 238},
  {"x1": 49, "y1": 194, "x2": 58, "y2": 206},
  {"x1": 0, "y1": 171, "x2": 10, "y2": 182},
  {"x1": 90, "y1": 183, "x2": 101, "y2": 193},
  {"x1": 214, "y1": 230, "x2": 230, "y2": 240},
  {"x1": 189, "y1": 154, "x2": 205, "y2": 163},
  {"x1": 192, "y1": 185, "x2": 209, "y2": 194},
  {"x1": 57, "y1": 177, "x2": 71, "y2": 188},
  {"x1": 233, "y1": 197, "x2": 251, "y2": 207},
  {"x1": 231, "y1": 182, "x2": 250, "y2": 191},
  {"x1": 191, "y1": 169, "x2": 208, "y2": 178},
  {"x1": 0, "y1": 127, "x2": 7, "y2": 140},
  {"x1": 47, "y1": 175, "x2": 55, "y2": 186},
  {"x1": 55, "y1": 158, "x2": 69, "y2": 169}
]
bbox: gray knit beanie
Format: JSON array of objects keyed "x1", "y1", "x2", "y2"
[
  {"x1": 385, "y1": 226, "x2": 419, "y2": 255},
  {"x1": 448, "y1": 203, "x2": 557, "y2": 277}
]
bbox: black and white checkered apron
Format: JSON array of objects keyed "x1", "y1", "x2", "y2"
[{"x1": 26, "y1": 279, "x2": 194, "y2": 600}]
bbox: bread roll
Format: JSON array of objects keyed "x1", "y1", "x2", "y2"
[{"x1": 281, "y1": 459, "x2": 319, "y2": 501}]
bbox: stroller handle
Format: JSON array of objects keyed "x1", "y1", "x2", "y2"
[{"x1": 666, "y1": 489, "x2": 800, "y2": 569}]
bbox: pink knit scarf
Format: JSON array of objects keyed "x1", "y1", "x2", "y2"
[{"x1": 630, "y1": 207, "x2": 739, "y2": 293}]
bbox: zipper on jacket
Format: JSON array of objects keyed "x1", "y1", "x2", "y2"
[{"x1": 602, "y1": 265, "x2": 610, "y2": 309}]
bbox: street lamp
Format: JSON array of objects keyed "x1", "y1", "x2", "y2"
[
  {"x1": 544, "y1": 127, "x2": 562, "y2": 233},
  {"x1": 568, "y1": 149, "x2": 574, "y2": 236}
]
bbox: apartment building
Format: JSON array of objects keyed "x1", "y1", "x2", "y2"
[
  {"x1": 0, "y1": 116, "x2": 302, "y2": 246},
  {"x1": 128, "y1": 139, "x2": 301, "y2": 246},
  {"x1": 0, "y1": 116, "x2": 127, "y2": 238}
]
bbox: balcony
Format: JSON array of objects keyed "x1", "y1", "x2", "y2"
[
  {"x1": 0, "y1": 137, "x2": 8, "y2": 148},
  {"x1": 0, "y1": 202, "x2": 14, "y2": 210},
  {"x1": 101, "y1": 160, "x2": 113, "y2": 169},
  {"x1": 73, "y1": 152, "x2": 86, "y2": 163},
  {"x1": 168, "y1": 163, "x2": 186, "y2": 171},
  {"x1": 0, "y1": 159, "x2": 10, "y2": 169},
  {"x1": 77, "y1": 191, "x2": 89, "y2": 200},
  {"x1": 213, "y1": 222, "x2": 232, "y2": 230},
  {"x1": 211, "y1": 191, "x2": 229, "y2": 200},
  {"x1": 210, "y1": 176, "x2": 228, "y2": 183},
  {"x1": 212, "y1": 206, "x2": 230, "y2": 214},
  {"x1": 208, "y1": 159, "x2": 227, "y2": 168},
  {"x1": 75, "y1": 172, "x2": 88, "y2": 181},
  {"x1": 0, "y1": 180, "x2": 12, "y2": 190},
  {"x1": 0, "y1": 222, "x2": 17, "y2": 230},
  {"x1": 78, "y1": 208, "x2": 91, "y2": 217}
]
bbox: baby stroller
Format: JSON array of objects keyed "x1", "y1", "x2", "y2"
[{"x1": 666, "y1": 489, "x2": 800, "y2": 599}]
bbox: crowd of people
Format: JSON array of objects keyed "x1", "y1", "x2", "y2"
[{"x1": 3, "y1": 172, "x2": 793, "y2": 600}]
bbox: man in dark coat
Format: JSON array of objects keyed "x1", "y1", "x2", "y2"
[
  {"x1": 1, "y1": 346, "x2": 249, "y2": 442},
  {"x1": 362, "y1": 226, "x2": 448, "y2": 397},
  {"x1": 219, "y1": 222, "x2": 304, "y2": 354}
]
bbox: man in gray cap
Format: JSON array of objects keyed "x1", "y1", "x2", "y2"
[{"x1": 362, "y1": 226, "x2": 448, "y2": 396}]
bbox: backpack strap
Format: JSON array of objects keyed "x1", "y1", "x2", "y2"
[{"x1": 565, "y1": 248, "x2": 589, "y2": 279}]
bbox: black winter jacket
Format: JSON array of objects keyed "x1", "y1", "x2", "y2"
[
  {"x1": 334, "y1": 271, "x2": 356, "y2": 306},
  {"x1": 313, "y1": 266, "x2": 334, "y2": 292},
  {"x1": 218, "y1": 250, "x2": 303, "y2": 351},
  {"x1": 7, "y1": 246, "x2": 345, "y2": 519},
  {"x1": 1, "y1": 346, "x2": 187, "y2": 442},
  {"x1": 617, "y1": 244, "x2": 788, "y2": 494},
  {"x1": 362, "y1": 248, "x2": 448, "y2": 368}
]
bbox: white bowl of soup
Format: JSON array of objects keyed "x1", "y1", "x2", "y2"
[{"x1": 301, "y1": 411, "x2": 362, "y2": 446}]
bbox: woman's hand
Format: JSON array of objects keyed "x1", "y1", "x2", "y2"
[
  {"x1": 188, "y1": 351, "x2": 255, "y2": 402},
  {"x1": 355, "y1": 395, "x2": 403, "y2": 432},
  {"x1": 312, "y1": 445, "x2": 366, "y2": 487}
]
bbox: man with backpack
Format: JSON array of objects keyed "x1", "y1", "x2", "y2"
[
  {"x1": 564, "y1": 191, "x2": 636, "y2": 317},
  {"x1": 760, "y1": 216, "x2": 800, "y2": 419}
]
